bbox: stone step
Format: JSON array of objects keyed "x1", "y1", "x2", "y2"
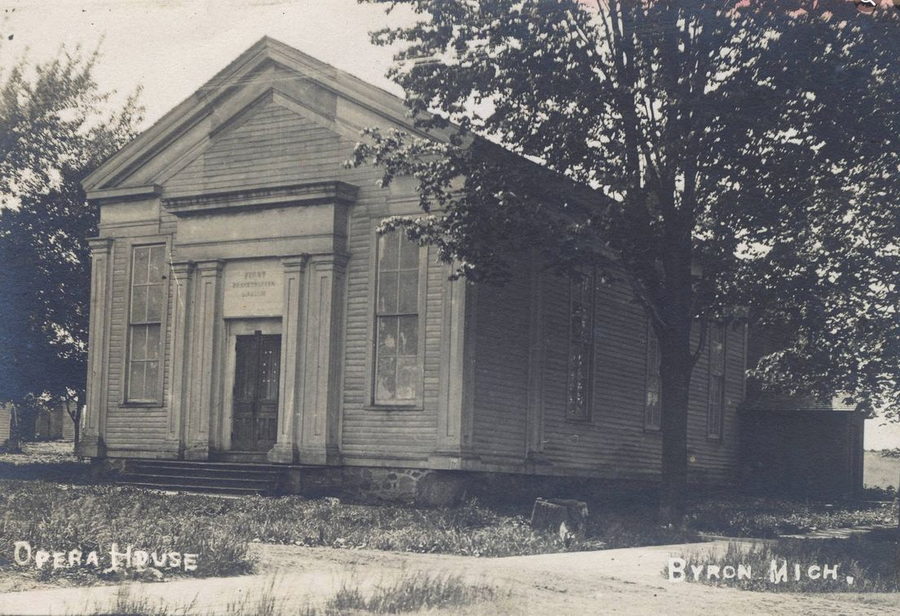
[
  {"x1": 126, "y1": 463, "x2": 282, "y2": 479},
  {"x1": 118, "y1": 481, "x2": 269, "y2": 495},
  {"x1": 121, "y1": 472, "x2": 279, "y2": 489},
  {"x1": 115, "y1": 458, "x2": 288, "y2": 496},
  {"x1": 125, "y1": 459, "x2": 284, "y2": 472}
]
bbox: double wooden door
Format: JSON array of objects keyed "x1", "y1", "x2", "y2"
[{"x1": 231, "y1": 332, "x2": 281, "y2": 452}]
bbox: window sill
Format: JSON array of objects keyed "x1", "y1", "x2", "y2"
[
  {"x1": 120, "y1": 401, "x2": 165, "y2": 409},
  {"x1": 364, "y1": 404, "x2": 424, "y2": 412}
]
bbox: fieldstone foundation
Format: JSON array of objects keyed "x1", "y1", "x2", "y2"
[
  {"x1": 287, "y1": 466, "x2": 659, "y2": 507},
  {"x1": 290, "y1": 466, "x2": 459, "y2": 505}
]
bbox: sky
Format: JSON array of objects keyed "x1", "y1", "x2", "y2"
[
  {"x1": 2, "y1": 0, "x2": 897, "y2": 451},
  {"x1": 0, "y1": 0, "x2": 410, "y2": 126}
]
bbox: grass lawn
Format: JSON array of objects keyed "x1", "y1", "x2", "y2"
[
  {"x1": 684, "y1": 496, "x2": 894, "y2": 538},
  {"x1": 864, "y1": 450, "x2": 900, "y2": 490},
  {"x1": 0, "y1": 443, "x2": 894, "y2": 590},
  {"x1": 669, "y1": 536, "x2": 899, "y2": 592},
  {"x1": 0, "y1": 479, "x2": 695, "y2": 586}
]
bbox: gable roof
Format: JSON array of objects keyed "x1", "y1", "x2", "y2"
[
  {"x1": 83, "y1": 36, "x2": 601, "y2": 209},
  {"x1": 82, "y1": 36, "x2": 426, "y2": 194}
]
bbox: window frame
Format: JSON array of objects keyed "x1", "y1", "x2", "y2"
[
  {"x1": 366, "y1": 227, "x2": 427, "y2": 410},
  {"x1": 565, "y1": 269, "x2": 596, "y2": 422},
  {"x1": 644, "y1": 319, "x2": 661, "y2": 432},
  {"x1": 122, "y1": 241, "x2": 169, "y2": 406},
  {"x1": 706, "y1": 322, "x2": 726, "y2": 440}
]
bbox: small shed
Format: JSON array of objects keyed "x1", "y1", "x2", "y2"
[{"x1": 740, "y1": 404, "x2": 865, "y2": 498}]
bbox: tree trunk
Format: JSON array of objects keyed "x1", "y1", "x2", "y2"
[
  {"x1": 655, "y1": 237, "x2": 696, "y2": 526},
  {"x1": 658, "y1": 324, "x2": 694, "y2": 525}
]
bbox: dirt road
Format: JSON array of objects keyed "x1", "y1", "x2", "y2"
[{"x1": 1, "y1": 541, "x2": 897, "y2": 615}]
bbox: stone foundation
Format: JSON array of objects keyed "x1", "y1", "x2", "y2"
[
  {"x1": 290, "y1": 466, "x2": 446, "y2": 505},
  {"x1": 288, "y1": 466, "x2": 660, "y2": 507},
  {"x1": 95, "y1": 457, "x2": 674, "y2": 507}
]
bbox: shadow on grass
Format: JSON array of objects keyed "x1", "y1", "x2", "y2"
[{"x1": 0, "y1": 460, "x2": 93, "y2": 483}]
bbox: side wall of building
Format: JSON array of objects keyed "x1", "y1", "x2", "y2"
[{"x1": 470, "y1": 257, "x2": 746, "y2": 485}]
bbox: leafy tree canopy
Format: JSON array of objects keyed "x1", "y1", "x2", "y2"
[
  {"x1": 353, "y1": 0, "x2": 898, "y2": 418},
  {"x1": 0, "y1": 44, "x2": 142, "y2": 420}
]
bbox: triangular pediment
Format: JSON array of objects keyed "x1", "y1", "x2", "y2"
[
  {"x1": 82, "y1": 37, "x2": 428, "y2": 196},
  {"x1": 161, "y1": 93, "x2": 345, "y2": 198}
]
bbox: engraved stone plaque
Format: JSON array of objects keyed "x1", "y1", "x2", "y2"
[{"x1": 223, "y1": 259, "x2": 283, "y2": 318}]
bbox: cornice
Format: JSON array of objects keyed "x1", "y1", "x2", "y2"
[
  {"x1": 86, "y1": 185, "x2": 163, "y2": 205},
  {"x1": 162, "y1": 181, "x2": 358, "y2": 216}
]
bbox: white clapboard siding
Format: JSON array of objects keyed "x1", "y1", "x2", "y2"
[{"x1": 469, "y1": 256, "x2": 745, "y2": 483}]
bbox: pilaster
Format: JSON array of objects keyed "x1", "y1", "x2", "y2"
[
  {"x1": 184, "y1": 259, "x2": 224, "y2": 460},
  {"x1": 297, "y1": 254, "x2": 348, "y2": 465},
  {"x1": 431, "y1": 275, "x2": 477, "y2": 466},
  {"x1": 268, "y1": 255, "x2": 308, "y2": 463},
  {"x1": 525, "y1": 251, "x2": 548, "y2": 464},
  {"x1": 79, "y1": 237, "x2": 114, "y2": 458},
  {"x1": 165, "y1": 261, "x2": 194, "y2": 455}
]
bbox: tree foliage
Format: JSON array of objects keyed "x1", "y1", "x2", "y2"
[
  {"x1": 352, "y1": 0, "x2": 898, "y2": 515},
  {"x1": 0, "y1": 45, "x2": 142, "y2": 440},
  {"x1": 353, "y1": 0, "x2": 897, "y2": 409}
]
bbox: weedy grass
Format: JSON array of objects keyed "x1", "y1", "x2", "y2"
[
  {"x1": 2, "y1": 478, "x2": 894, "y2": 589},
  {"x1": 0, "y1": 479, "x2": 701, "y2": 578},
  {"x1": 0, "y1": 481, "x2": 255, "y2": 580},
  {"x1": 79, "y1": 573, "x2": 499, "y2": 615},
  {"x1": 76, "y1": 584, "x2": 190, "y2": 615},
  {"x1": 2, "y1": 444, "x2": 895, "y2": 591},
  {"x1": 325, "y1": 572, "x2": 499, "y2": 614},
  {"x1": 668, "y1": 536, "x2": 899, "y2": 593},
  {"x1": 684, "y1": 496, "x2": 894, "y2": 538}
]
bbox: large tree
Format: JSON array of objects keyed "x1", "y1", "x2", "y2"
[
  {"x1": 351, "y1": 0, "x2": 899, "y2": 519},
  {"x1": 0, "y1": 46, "x2": 142, "y2": 447}
]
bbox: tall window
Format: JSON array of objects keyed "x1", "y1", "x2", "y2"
[
  {"x1": 374, "y1": 231, "x2": 420, "y2": 405},
  {"x1": 566, "y1": 270, "x2": 595, "y2": 421},
  {"x1": 707, "y1": 323, "x2": 726, "y2": 439},
  {"x1": 127, "y1": 244, "x2": 166, "y2": 402},
  {"x1": 644, "y1": 321, "x2": 661, "y2": 431}
]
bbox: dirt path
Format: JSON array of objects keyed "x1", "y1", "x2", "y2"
[
  {"x1": 1, "y1": 541, "x2": 897, "y2": 615},
  {"x1": 255, "y1": 542, "x2": 900, "y2": 616}
]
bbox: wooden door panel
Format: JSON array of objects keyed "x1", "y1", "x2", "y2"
[
  {"x1": 231, "y1": 332, "x2": 281, "y2": 452},
  {"x1": 255, "y1": 334, "x2": 280, "y2": 449}
]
